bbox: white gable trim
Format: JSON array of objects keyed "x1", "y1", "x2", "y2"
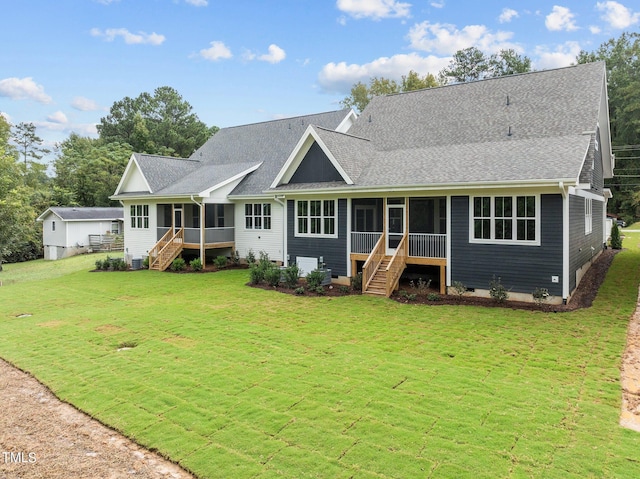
[
  {"x1": 270, "y1": 126, "x2": 354, "y2": 188},
  {"x1": 198, "y1": 162, "x2": 263, "y2": 198},
  {"x1": 114, "y1": 154, "x2": 152, "y2": 195},
  {"x1": 36, "y1": 208, "x2": 63, "y2": 222},
  {"x1": 335, "y1": 109, "x2": 357, "y2": 133}
]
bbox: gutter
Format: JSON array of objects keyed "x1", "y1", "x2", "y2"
[
  {"x1": 273, "y1": 195, "x2": 287, "y2": 265},
  {"x1": 559, "y1": 182, "x2": 569, "y2": 303}
]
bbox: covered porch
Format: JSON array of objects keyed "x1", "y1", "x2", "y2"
[
  {"x1": 149, "y1": 202, "x2": 235, "y2": 271},
  {"x1": 349, "y1": 197, "x2": 448, "y2": 296}
]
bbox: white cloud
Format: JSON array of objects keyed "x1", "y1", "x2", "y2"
[
  {"x1": 336, "y1": 0, "x2": 411, "y2": 20},
  {"x1": 47, "y1": 111, "x2": 68, "y2": 124},
  {"x1": 71, "y1": 96, "x2": 101, "y2": 111},
  {"x1": 185, "y1": 0, "x2": 208, "y2": 5},
  {"x1": 407, "y1": 21, "x2": 519, "y2": 55},
  {"x1": 589, "y1": 25, "x2": 602, "y2": 34},
  {"x1": 198, "y1": 41, "x2": 233, "y2": 61},
  {"x1": 545, "y1": 6, "x2": 578, "y2": 31},
  {"x1": 259, "y1": 44, "x2": 286, "y2": 64},
  {"x1": 596, "y1": 1, "x2": 640, "y2": 29},
  {"x1": 318, "y1": 53, "x2": 450, "y2": 93},
  {"x1": 90, "y1": 28, "x2": 165, "y2": 45},
  {"x1": 499, "y1": 8, "x2": 519, "y2": 23},
  {"x1": 534, "y1": 41, "x2": 581, "y2": 70},
  {"x1": 95, "y1": 0, "x2": 119, "y2": 4},
  {"x1": 0, "y1": 77, "x2": 52, "y2": 104},
  {"x1": 430, "y1": 1, "x2": 444, "y2": 8}
]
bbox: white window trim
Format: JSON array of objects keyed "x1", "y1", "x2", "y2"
[
  {"x1": 469, "y1": 195, "x2": 540, "y2": 246},
  {"x1": 585, "y1": 198, "x2": 593, "y2": 235},
  {"x1": 295, "y1": 199, "x2": 338, "y2": 239},
  {"x1": 245, "y1": 202, "x2": 272, "y2": 230},
  {"x1": 130, "y1": 204, "x2": 149, "y2": 229}
]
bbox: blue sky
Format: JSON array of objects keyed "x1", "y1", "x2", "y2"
[{"x1": 1, "y1": 0, "x2": 639, "y2": 163}]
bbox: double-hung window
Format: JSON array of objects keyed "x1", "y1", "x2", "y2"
[
  {"x1": 296, "y1": 200, "x2": 336, "y2": 237},
  {"x1": 585, "y1": 198, "x2": 593, "y2": 235},
  {"x1": 130, "y1": 205, "x2": 149, "y2": 229},
  {"x1": 471, "y1": 195, "x2": 537, "y2": 244},
  {"x1": 245, "y1": 203, "x2": 271, "y2": 230}
]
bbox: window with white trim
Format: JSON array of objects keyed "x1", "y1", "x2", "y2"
[
  {"x1": 130, "y1": 204, "x2": 149, "y2": 229},
  {"x1": 585, "y1": 198, "x2": 593, "y2": 235},
  {"x1": 296, "y1": 200, "x2": 336, "y2": 237},
  {"x1": 245, "y1": 203, "x2": 271, "y2": 230},
  {"x1": 471, "y1": 195, "x2": 537, "y2": 243}
]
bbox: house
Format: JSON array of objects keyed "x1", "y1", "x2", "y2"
[
  {"x1": 111, "y1": 110, "x2": 356, "y2": 270},
  {"x1": 112, "y1": 61, "x2": 613, "y2": 304},
  {"x1": 37, "y1": 207, "x2": 124, "y2": 260}
]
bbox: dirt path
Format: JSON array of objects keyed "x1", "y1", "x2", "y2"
[
  {"x1": 620, "y1": 287, "x2": 640, "y2": 432},
  {"x1": 0, "y1": 359, "x2": 195, "y2": 479}
]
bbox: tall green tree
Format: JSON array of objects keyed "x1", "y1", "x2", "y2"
[
  {"x1": 578, "y1": 32, "x2": 640, "y2": 220},
  {"x1": 53, "y1": 134, "x2": 132, "y2": 207},
  {"x1": 439, "y1": 47, "x2": 532, "y2": 84},
  {"x1": 11, "y1": 122, "x2": 50, "y2": 169},
  {"x1": 97, "y1": 86, "x2": 217, "y2": 157},
  {"x1": 341, "y1": 70, "x2": 439, "y2": 112}
]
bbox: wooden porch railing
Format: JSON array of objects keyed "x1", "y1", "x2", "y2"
[
  {"x1": 149, "y1": 228, "x2": 184, "y2": 271},
  {"x1": 362, "y1": 233, "x2": 385, "y2": 292},
  {"x1": 385, "y1": 233, "x2": 408, "y2": 297}
]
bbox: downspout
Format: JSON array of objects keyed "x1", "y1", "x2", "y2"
[
  {"x1": 274, "y1": 195, "x2": 286, "y2": 265},
  {"x1": 190, "y1": 195, "x2": 205, "y2": 266},
  {"x1": 559, "y1": 182, "x2": 569, "y2": 303}
]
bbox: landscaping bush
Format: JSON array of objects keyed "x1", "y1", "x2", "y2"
[
  {"x1": 611, "y1": 223, "x2": 622, "y2": 249},
  {"x1": 265, "y1": 265, "x2": 282, "y2": 287},
  {"x1": 142, "y1": 256, "x2": 150, "y2": 269},
  {"x1": 231, "y1": 250, "x2": 240, "y2": 266},
  {"x1": 214, "y1": 255, "x2": 228, "y2": 269},
  {"x1": 190, "y1": 258, "x2": 203, "y2": 271},
  {"x1": 350, "y1": 272, "x2": 362, "y2": 291},
  {"x1": 249, "y1": 263, "x2": 265, "y2": 284},
  {"x1": 451, "y1": 280, "x2": 467, "y2": 296},
  {"x1": 171, "y1": 258, "x2": 186, "y2": 272},
  {"x1": 532, "y1": 287, "x2": 550, "y2": 306},
  {"x1": 95, "y1": 259, "x2": 104, "y2": 270},
  {"x1": 282, "y1": 264, "x2": 300, "y2": 289},
  {"x1": 306, "y1": 269, "x2": 326, "y2": 290},
  {"x1": 246, "y1": 249, "x2": 256, "y2": 265},
  {"x1": 489, "y1": 276, "x2": 509, "y2": 303}
]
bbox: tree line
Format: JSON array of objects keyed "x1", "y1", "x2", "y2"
[{"x1": 1, "y1": 32, "x2": 639, "y2": 264}]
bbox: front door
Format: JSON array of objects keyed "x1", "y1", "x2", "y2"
[
  {"x1": 174, "y1": 207, "x2": 182, "y2": 234},
  {"x1": 386, "y1": 200, "x2": 405, "y2": 255}
]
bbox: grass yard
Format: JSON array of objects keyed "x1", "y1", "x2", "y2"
[{"x1": 1, "y1": 240, "x2": 640, "y2": 478}]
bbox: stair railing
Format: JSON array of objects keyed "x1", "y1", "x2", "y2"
[
  {"x1": 362, "y1": 233, "x2": 385, "y2": 292},
  {"x1": 156, "y1": 228, "x2": 184, "y2": 271},
  {"x1": 385, "y1": 233, "x2": 408, "y2": 297},
  {"x1": 149, "y1": 228, "x2": 174, "y2": 270}
]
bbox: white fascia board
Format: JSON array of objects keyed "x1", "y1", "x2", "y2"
[
  {"x1": 36, "y1": 208, "x2": 62, "y2": 222},
  {"x1": 270, "y1": 126, "x2": 354, "y2": 188},
  {"x1": 198, "y1": 162, "x2": 263, "y2": 198},
  {"x1": 113, "y1": 154, "x2": 152, "y2": 195},
  {"x1": 335, "y1": 109, "x2": 358, "y2": 133}
]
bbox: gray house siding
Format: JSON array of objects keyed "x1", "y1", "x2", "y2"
[
  {"x1": 568, "y1": 195, "x2": 604, "y2": 293},
  {"x1": 289, "y1": 142, "x2": 344, "y2": 184},
  {"x1": 450, "y1": 194, "x2": 564, "y2": 297},
  {"x1": 287, "y1": 199, "x2": 347, "y2": 277}
]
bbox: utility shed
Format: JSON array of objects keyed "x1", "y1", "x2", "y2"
[{"x1": 37, "y1": 207, "x2": 124, "y2": 260}]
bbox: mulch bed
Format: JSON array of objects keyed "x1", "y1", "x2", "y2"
[{"x1": 249, "y1": 249, "x2": 618, "y2": 312}]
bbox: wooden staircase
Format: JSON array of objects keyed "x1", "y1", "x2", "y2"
[
  {"x1": 149, "y1": 228, "x2": 184, "y2": 271},
  {"x1": 362, "y1": 233, "x2": 408, "y2": 297}
]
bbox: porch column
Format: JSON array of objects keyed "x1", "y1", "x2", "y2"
[{"x1": 200, "y1": 203, "x2": 205, "y2": 266}]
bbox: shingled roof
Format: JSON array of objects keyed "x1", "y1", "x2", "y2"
[
  {"x1": 38, "y1": 207, "x2": 123, "y2": 221},
  {"x1": 272, "y1": 62, "x2": 609, "y2": 192}
]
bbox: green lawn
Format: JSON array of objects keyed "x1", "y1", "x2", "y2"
[{"x1": 1, "y1": 241, "x2": 639, "y2": 478}]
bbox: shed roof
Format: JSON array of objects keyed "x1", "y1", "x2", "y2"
[{"x1": 38, "y1": 207, "x2": 124, "y2": 222}]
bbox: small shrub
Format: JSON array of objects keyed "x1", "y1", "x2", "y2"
[
  {"x1": 426, "y1": 292, "x2": 441, "y2": 301},
  {"x1": 489, "y1": 276, "x2": 509, "y2": 303},
  {"x1": 249, "y1": 263, "x2": 266, "y2": 284},
  {"x1": 102, "y1": 255, "x2": 113, "y2": 270},
  {"x1": 246, "y1": 249, "x2": 256, "y2": 265},
  {"x1": 350, "y1": 272, "x2": 363, "y2": 291},
  {"x1": 282, "y1": 264, "x2": 300, "y2": 289},
  {"x1": 314, "y1": 286, "x2": 325, "y2": 295},
  {"x1": 190, "y1": 258, "x2": 203, "y2": 271},
  {"x1": 339, "y1": 285, "x2": 350, "y2": 294},
  {"x1": 265, "y1": 265, "x2": 282, "y2": 287},
  {"x1": 610, "y1": 223, "x2": 622, "y2": 249},
  {"x1": 142, "y1": 256, "x2": 150, "y2": 269},
  {"x1": 231, "y1": 250, "x2": 240, "y2": 266},
  {"x1": 532, "y1": 287, "x2": 551, "y2": 306},
  {"x1": 115, "y1": 258, "x2": 127, "y2": 271},
  {"x1": 451, "y1": 280, "x2": 467, "y2": 296},
  {"x1": 294, "y1": 287, "x2": 305, "y2": 295},
  {"x1": 417, "y1": 278, "x2": 431, "y2": 291},
  {"x1": 95, "y1": 259, "x2": 104, "y2": 270},
  {"x1": 214, "y1": 255, "x2": 228, "y2": 269},
  {"x1": 306, "y1": 269, "x2": 326, "y2": 290},
  {"x1": 171, "y1": 258, "x2": 186, "y2": 271},
  {"x1": 398, "y1": 290, "x2": 416, "y2": 301}
]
